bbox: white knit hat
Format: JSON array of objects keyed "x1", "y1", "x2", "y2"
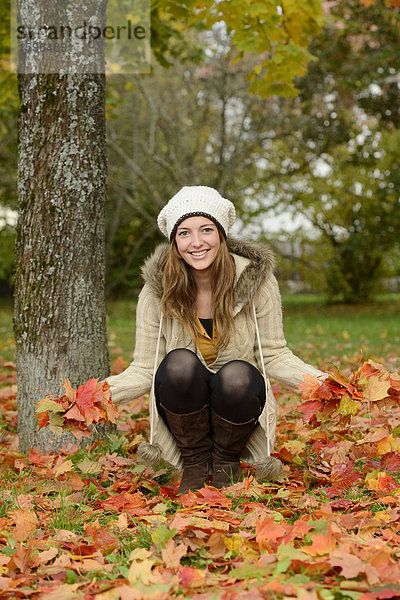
[{"x1": 157, "y1": 186, "x2": 236, "y2": 239}]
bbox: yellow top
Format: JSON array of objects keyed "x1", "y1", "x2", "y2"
[{"x1": 196, "y1": 318, "x2": 218, "y2": 366}]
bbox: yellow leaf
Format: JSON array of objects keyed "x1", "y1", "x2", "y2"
[
  {"x1": 53, "y1": 459, "x2": 74, "y2": 477},
  {"x1": 223, "y1": 534, "x2": 259, "y2": 561},
  {"x1": 128, "y1": 557, "x2": 155, "y2": 585},
  {"x1": 365, "y1": 471, "x2": 380, "y2": 490},
  {"x1": 374, "y1": 511, "x2": 393, "y2": 523},
  {"x1": 377, "y1": 435, "x2": 400, "y2": 455},
  {"x1": 129, "y1": 548, "x2": 153, "y2": 561},
  {"x1": 68, "y1": 552, "x2": 98, "y2": 560},
  {"x1": 282, "y1": 440, "x2": 306, "y2": 454},
  {"x1": 76, "y1": 457, "x2": 102, "y2": 475}
]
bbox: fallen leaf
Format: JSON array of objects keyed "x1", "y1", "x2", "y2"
[
  {"x1": 12, "y1": 509, "x2": 39, "y2": 542},
  {"x1": 53, "y1": 458, "x2": 74, "y2": 477},
  {"x1": 330, "y1": 550, "x2": 365, "y2": 578},
  {"x1": 223, "y1": 533, "x2": 259, "y2": 561},
  {"x1": 161, "y1": 538, "x2": 188, "y2": 569},
  {"x1": 363, "y1": 376, "x2": 391, "y2": 403}
]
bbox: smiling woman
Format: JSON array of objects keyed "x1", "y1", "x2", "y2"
[{"x1": 106, "y1": 186, "x2": 327, "y2": 494}]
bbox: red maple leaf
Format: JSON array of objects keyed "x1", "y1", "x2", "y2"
[
  {"x1": 297, "y1": 400, "x2": 323, "y2": 424},
  {"x1": 330, "y1": 460, "x2": 361, "y2": 489},
  {"x1": 74, "y1": 378, "x2": 104, "y2": 425}
]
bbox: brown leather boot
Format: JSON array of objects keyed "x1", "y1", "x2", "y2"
[
  {"x1": 211, "y1": 409, "x2": 257, "y2": 489},
  {"x1": 161, "y1": 404, "x2": 212, "y2": 494}
]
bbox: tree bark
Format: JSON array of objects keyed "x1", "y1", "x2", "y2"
[{"x1": 15, "y1": 0, "x2": 110, "y2": 453}]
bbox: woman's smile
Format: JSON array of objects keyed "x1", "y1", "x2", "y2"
[{"x1": 189, "y1": 249, "x2": 209, "y2": 258}]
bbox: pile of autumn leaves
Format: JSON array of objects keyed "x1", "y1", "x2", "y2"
[
  {"x1": 298, "y1": 359, "x2": 400, "y2": 426},
  {"x1": 36, "y1": 378, "x2": 118, "y2": 439}
]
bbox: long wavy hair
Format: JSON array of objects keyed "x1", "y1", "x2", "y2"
[{"x1": 160, "y1": 232, "x2": 236, "y2": 352}]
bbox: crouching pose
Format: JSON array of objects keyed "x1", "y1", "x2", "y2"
[{"x1": 107, "y1": 186, "x2": 326, "y2": 493}]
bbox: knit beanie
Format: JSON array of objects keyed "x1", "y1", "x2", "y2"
[{"x1": 157, "y1": 186, "x2": 236, "y2": 240}]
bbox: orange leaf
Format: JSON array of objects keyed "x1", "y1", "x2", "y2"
[
  {"x1": 31, "y1": 547, "x2": 58, "y2": 568},
  {"x1": 63, "y1": 403, "x2": 86, "y2": 422},
  {"x1": 298, "y1": 374, "x2": 321, "y2": 399},
  {"x1": 63, "y1": 378, "x2": 76, "y2": 403},
  {"x1": 12, "y1": 509, "x2": 38, "y2": 542},
  {"x1": 161, "y1": 538, "x2": 188, "y2": 569},
  {"x1": 75, "y1": 378, "x2": 103, "y2": 425},
  {"x1": 302, "y1": 526, "x2": 336, "y2": 556},
  {"x1": 36, "y1": 410, "x2": 50, "y2": 429},
  {"x1": 256, "y1": 517, "x2": 287, "y2": 551},
  {"x1": 10, "y1": 545, "x2": 32, "y2": 572},
  {"x1": 178, "y1": 565, "x2": 206, "y2": 588},
  {"x1": 195, "y1": 486, "x2": 232, "y2": 508}
]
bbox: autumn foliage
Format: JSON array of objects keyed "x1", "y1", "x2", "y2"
[
  {"x1": 298, "y1": 359, "x2": 400, "y2": 424},
  {"x1": 36, "y1": 378, "x2": 118, "y2": 439},
  {"x1": 2, "y1": 356, "x2": 400, "y2": 599}
]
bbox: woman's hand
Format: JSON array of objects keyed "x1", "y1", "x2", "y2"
[{"x1": 317, "y1": 372, "x2": 330, "y2": 383}]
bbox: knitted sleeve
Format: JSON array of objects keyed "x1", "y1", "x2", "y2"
[
  {"x1": 106, "y1": 284, "x2": 165, "y2": 403},
  {"x1": 253, "y1": 273, "x2": 326, "y2": 387}
]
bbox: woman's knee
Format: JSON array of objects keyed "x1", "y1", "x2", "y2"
[
  {"x1": 211, "y1": 360, "x2": 265, "y2": 421},
  {"x1": 156, "y1": 348, "x2": 203, "y2": 391},
  {"x1": 214, "y1": 360, "x2": 258, "y2": 397}
]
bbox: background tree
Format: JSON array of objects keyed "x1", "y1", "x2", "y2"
[{"x1": 236, "y1": 0, "x2": 400, "y2": 301}]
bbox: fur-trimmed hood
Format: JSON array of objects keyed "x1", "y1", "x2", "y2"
[{"x1": 141, "y1": 237, "x2": 276, "y2": 311}]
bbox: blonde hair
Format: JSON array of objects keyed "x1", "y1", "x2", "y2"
[{"x1": 160, "y1": 232, "x2": 236, "y2": 352}]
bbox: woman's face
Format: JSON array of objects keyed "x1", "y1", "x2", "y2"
[{"x1": 175, "y1": 216, "x2": 221, "y2": 272}]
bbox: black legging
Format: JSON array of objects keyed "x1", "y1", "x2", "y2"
[{"x1": 155, "y1": 348, "x2": 266, "y2": 424}]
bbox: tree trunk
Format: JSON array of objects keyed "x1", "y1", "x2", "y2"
[{"x1": 14, "y1": 0, "x2": 110, "y2": 453}]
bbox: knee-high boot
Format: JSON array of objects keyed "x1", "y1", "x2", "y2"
[
  {"x1": 211, "y1": 409, "x2": 257, "y2": 489},
  {"x1": 161, "y1": 404, "x2": 212, "y2": 494}
]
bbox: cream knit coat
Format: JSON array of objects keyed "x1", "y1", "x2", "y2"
[{"x1": 106, "y1": 237, "x2": 325, "y2": 473}]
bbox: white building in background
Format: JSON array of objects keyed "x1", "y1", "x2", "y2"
[{"x1": 0, "y1": 207, "x2": 17, "y2": 228}]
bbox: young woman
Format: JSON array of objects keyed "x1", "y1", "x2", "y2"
[{"x1": 106, "y1": 186, "x2": 327, "y2": 493}]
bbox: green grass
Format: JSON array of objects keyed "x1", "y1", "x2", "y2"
[
  {"x1": 1, "y1": 294, "x2": 399, "y2": 371},
  {"x1": 281, "y1": 293, "x2": 400, "y2": 367}
]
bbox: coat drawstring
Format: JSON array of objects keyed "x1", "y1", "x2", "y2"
[
  {"x1": 149, "y1": 313, "x2": 163, "y2": 444},
  {"x1": 252, "y1": 301, "x2": 271, "y2": 456}
]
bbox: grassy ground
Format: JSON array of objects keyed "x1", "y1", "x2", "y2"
[
  {"x1": 281, "y1": 293, "x2": 400, "y2": 372},
  {"x1": 1, "y1": 295, "x2": 400, "y2": 598},
  {"x1": 1, "y1": 294, "x2": 400, "y2": 372}
]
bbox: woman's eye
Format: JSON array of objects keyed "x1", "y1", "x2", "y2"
[
  {"x1": 178, "y1": 231, "x2": 188, "y2": 236},
  {"x1": 202, "y1": 228, "x2": 213, "y2": 233}
]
